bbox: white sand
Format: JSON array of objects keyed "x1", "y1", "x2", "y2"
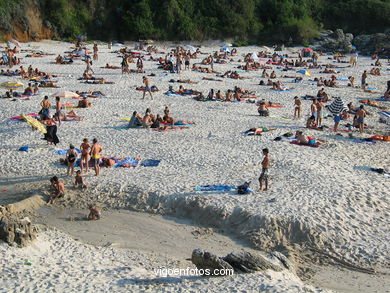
[{"x1": 0, "y1": 40, "x2": 389, "y2": 291}]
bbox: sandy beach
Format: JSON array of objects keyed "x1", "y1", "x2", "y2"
[{"x1": 0, "y1": 40, "x2": 389, "y2": 292}]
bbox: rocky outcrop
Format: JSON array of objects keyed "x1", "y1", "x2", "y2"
[
  {"x1": 191, "y1": 249, "x2": 289, "y2": 276},
  {"x1": 191, "y1": 249, "x2": 234, "y2": 275},
  {"x1": 0, "y1": 0, "x2": 54, "y2": 42},
  {"x1": 0, "y1": 215, "x2": 38, "y2": 247},
  {"x1": 353, "y1": 32, "x2": 390, "y2": 56},
  {"x1": 312, "y1": 29, "x2": 355, "y2": 53},
  {"x1": 223, "y1": 250, "x2": 283, "y2": 273}
]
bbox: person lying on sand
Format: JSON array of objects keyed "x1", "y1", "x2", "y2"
[
  {"x1": 39, "y1": 80, "x2": 59, "y2": 88},
  {"x1": 295, "y1": 131, "x2": 325, "y2": 146},
  {"x1": 58, "y1": 110, "x2": 83, "y2": 121},
  {"x1": 85, "y1": 79, "x2": 114, "y2": 84},
  {"x1": 74, "y1": 170, "x2": 87, "y2": 189},
  {"x1": 102, "y1": 63, "x2": 120, "y2": 69},
  {"x1": 77, "y1": 97, "x2": 92, "y2": 108},
  {"x1": 88, "y1": 205, "x2": 101, "y2": 220},
  {"x1": 48, "y1": 176, "x2": 65, "y2": 204}
]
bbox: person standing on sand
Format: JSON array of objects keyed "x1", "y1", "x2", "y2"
[
  {"x1": 80, "y1": 138, "x2": 91, "y2": 173},
  {"x1": 91, "y1": 138, "x2": 102, "y2": 176},
  {"x1": 356, "y1": 105, "x2": 367, "y2": 134},
  {"x1": 93, "y1": 43, "x2": 98, "y2": 61},
  {"x1": 142, "y1": 76, "x2": 153, "y2": 100},
  {"x1": 259, "y1": 148, "x2": 270, "y2": 192},
  {"x1": 85, "y1": 57, "x2": 94, "y2": 74},
  {"x1": 66, "y1": 144, "x2": 78, "y2": 176},
  {"x1": 55, "y1": 96, "x2": 62, "y2": 126},
  {"x1": 361, "y1": 70, "x2": 367, "y2": 90},
  {"x1": 40, "y1": 96, "x2": 51, "y2": 120},
  {"x1": 294, "y1": 96, "x2": 302, "y2": 119},
  {"x1": 311, "y1": 99, "x2": 317, "y2": 121},
  {"x1": 315, "y1": 99, "x2": 323, "y2": 126}
]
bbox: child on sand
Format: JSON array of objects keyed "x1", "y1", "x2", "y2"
[
  {"x1": 259, "y1": 148, "x2": 270, "y2": 192},
  {"x1": 88, "y1": 205, "x2": 101, "y2": 220},
  {"x1": 74, "y1": 170, "x2": 87, "y2": 189},
  {"x1": 48, "y1": 176, "x2": 65, "y2": 204}
]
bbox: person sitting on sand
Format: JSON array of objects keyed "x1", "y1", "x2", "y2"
[
  {"x1": 348, "y1": 76, "x2": 355, "y2": 87},
  {"x1": 74, "y1": 170, "x2": 87, "y2": 189},
  {"x1": 48, "y1": 176, "x2": 65, "y2": 204},
  {"x1": 78, "y1": 96, "x2": 92, "y2": 108},
  {"x1": 306, "y1": 115, "x2": 317, "y2": 129},
  {"x1": 142, "y1": 112, "x2": 152, "y2": 127},
  {"x1": 128, "y1": 111, "x2": 143, "y2": 128},
  {"x1": 88, "y1": 204, "x2": 101, "y2": 220},
  {"x1": 257, "y1": 100, "x2": 269, "y2": 117},
  {"x1": 270, "y1": 71, "x2": 276, "y2": 79},
  {"x1": 295, "y1": 131, "x2": 313, "y2": 145},
  {"x1": 23, "y1": 83, "x2": 34, "y2": 95}
]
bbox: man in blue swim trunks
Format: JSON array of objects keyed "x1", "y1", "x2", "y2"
[
  {"x1": 356, "y1": 105, "x2": 367, "y2": 133},
  {"x1": 142, "y1": 76, "x2": 153, "y2": 100}
]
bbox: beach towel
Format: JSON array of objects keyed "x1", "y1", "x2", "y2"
[
  {"x1": 194, "y1": 185, "x2": 236, "y2": 192},
  {"x1": 336, "y1": 78, "x2": 349, "y2": 81},
  {"x1": 53, "y1": 148, "x2": 81, "y2": 156},
  {"x1": 114, "y1": 157, "x2": 140, "y2": 168},
  {"x1": 140, "y1": 159, "x2": 161, "y2": 167},
  {"x1": 10, "y1": 113, "x2": 38, "y2": 120},
  {"x1": 271, "y1": 89, "x2": 292, "y2": 92},
  {"x1": 290, "y1": 141, "x2": 320, "y2": 148},
  {"x1": 19, "y1": 146, "x2": 29, "y2": 152},
  {"x1": 352, "y1": 139, "x2": 376, "y2": 145},
  {"x1": 269, "y1": 115, "x2": 292, "y2": 121}
]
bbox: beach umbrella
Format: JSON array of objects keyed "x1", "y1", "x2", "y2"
[
  {"x1": 297, "y1": 70, "x2": 311, "y2": 77},
  {"x1": 0, "y1": 81, "x2": 23, "y2": 89},
  {"x1": 327, "y1": 97, "x2": 347, "y2": 114},
  {"x1": 185, "y1": 45, "x2": 197, "y2": 52},
  {"x1": 51, "y1": 91, "x2": 80, "y2": 98}
]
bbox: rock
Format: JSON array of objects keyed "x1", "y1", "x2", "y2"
[
  {"x1": 311, "y1": 29, "x2": 355, "y2": 53},
  {"x1": 0, "y1": 215, "x2": 38, "y2": 247},
  {"x1": 223, "y1": 250, "x2": 283, "y2": 273},
  {"x1": 353, "y1": 33, "x2": 390, "y2": 56},
  {"x1": 191, "y1": 249, "x2": 234, "y2": 275},
  {"x1": 270, "y1": 251, "x2": 295, "y2": 272}
]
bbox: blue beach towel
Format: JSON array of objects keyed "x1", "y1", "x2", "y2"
[
  {"x1": 54, "y1": 148, "x2": 81, "y2": 155},
  {"x1": 19, "y1": 146, "x2": 29, "y2": 152},
  {"x1": 352, "y1": 139, "x2": 376, "y2": 145},
  {"x1": 140, "y1": 159, "x2": 161, "y2": 167},
  {"x1": 194, "y1": 185, "x2": 236, "y2": 192},
  {"x1": 114, "y1": 157, "x2": 139, "y2": 168}
]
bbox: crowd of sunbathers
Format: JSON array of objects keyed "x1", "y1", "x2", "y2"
[
  {"x1": 128, "y1": 107, "x2": 194, "y2": 129},
  {"x1": 194, "y1": 86, "x2": 256, "y2": 102}
]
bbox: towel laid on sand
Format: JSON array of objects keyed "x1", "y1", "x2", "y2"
[
  {"x1": 114, "y1": 157, "x2": 140, "y2": 168},
  {"x1": 54, "y1": 148, "x2": 81, "y2": 155},
  {"x1": 194, "y1": 185, "x2": 236, "y2": 192},
  {"x1": 140, "y1": 159, "x2": 161, "y2": 167}
]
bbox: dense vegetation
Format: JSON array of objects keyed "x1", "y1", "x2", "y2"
[{"x1": 1, "y1": 0, "x2": 390, "y2": 43}]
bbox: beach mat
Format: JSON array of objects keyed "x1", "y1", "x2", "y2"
[
  {"x1": 114, "y1": 157, "x2": 140, "y2": 168},
  {"x1": 194, "y1": 185, "x2": 236, "y2": 192},
  {"x1": 140, "y1": 159, "x2": 161, "y2": 167}
]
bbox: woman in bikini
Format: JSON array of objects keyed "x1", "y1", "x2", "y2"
[
  {"x1": 66, "y1": 145, "x2": 78, "y2": 176},
  {"x1": 80, "y1": 138, "x2": 91, "y2": 173}
]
